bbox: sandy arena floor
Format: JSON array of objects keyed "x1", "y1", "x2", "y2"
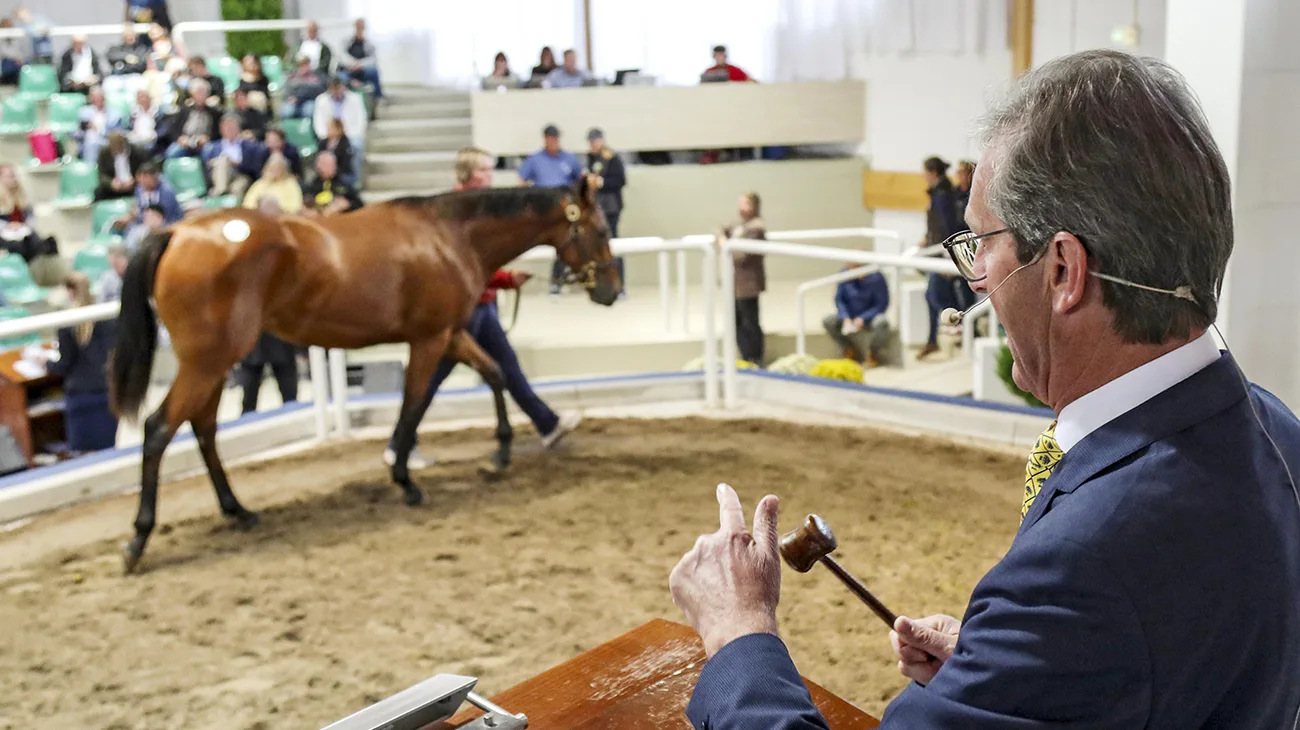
[{"x1": 0, "y1": 417, "x2": 1022, "y2": 729}]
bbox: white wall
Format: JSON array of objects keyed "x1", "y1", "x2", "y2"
[{"x1": 1033, "y1": 0, "x2": 1167, "y2": 66}]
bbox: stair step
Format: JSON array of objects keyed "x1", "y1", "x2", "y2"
[
  {"x1": 379, "y1": 100, "x2": 471, "y2": 120},
  {"x1": 368, "y1": 133, "x2": 474, "y2": 154},
  {"x1": 369, "y1": 117, "x2": 472, "y2": 134},
  {"x1": 384, "y1": 85, "x2": 470, "y2": 103},
  {"x1": 362, "y1": 187, "x2": 447, "y2": 204},
  {"x1": 365, "y1": 170, "x2": 456, "y2": 191},
  {"x1": 366, "y1": 151, "x2": 457, "y2": 175}
]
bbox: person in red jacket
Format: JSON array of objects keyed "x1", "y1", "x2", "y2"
[{"x1": 383, "y1": 147, "x2": 581, "y2": 468}]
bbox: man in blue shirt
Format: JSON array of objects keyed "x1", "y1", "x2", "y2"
[
  {"x1": 822, "y1": 264, "x2": 890, "y2": 366},
  {"x1": 518, "y1": 124, "x2": 583, "y2": 295}
]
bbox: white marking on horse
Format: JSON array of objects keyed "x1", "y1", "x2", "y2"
[{"x1": 222, "y1": 219, "x2": 252, "y2": 244}]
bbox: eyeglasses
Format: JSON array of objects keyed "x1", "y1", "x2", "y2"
[{"x1": 941, "y1": 228, "x2": 1009, "y2": 282}]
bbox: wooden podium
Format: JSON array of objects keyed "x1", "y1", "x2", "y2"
[
  {"x1": 443, "y1": 619, "x2": 879, "y2": 729},
  {"x1": 0, "y1": 346, "x2": 64, "y2": 468}
]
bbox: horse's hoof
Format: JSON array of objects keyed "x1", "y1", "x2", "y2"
[
  {"x1": 477, "y1": 462, "x2": 506, "y2": 481},
  {"x1": 403, "y1": 487, "x2": 425, "y2": 507},
  {"x1": 122, "y1": 541, "x2": 144, "y2": 576},
  {"x1": 228, "y1": 510, "x2": 260, "y2": 531}
]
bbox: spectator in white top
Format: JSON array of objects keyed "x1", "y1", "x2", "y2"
[
  {"x1": 97, "y1": 244, "x2": 129, "y2": 303},
  {"x1": 291, "y1": 19, "x2": 333, "y2": 75},
  {"x1": 544, "y1": 49, "x2": 591, "y2": 89},
  {"x1": 313, "y1": 76, "x2": 367, "y2": 180},
  {"x1": 128, "y1": 88, "x2": 161, "y2": 151},
  {"x1": 75, "y1": 87, "x2": 124, "y2": 163},
  {"x1": 339, "y1": 18, "x2": 383, "y2": 103},
  {"x1": 59, "y1": 34, "x2": 103, "y2": 94}
]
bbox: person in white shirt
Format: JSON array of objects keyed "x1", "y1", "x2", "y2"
[
  {"x1": 75, "y1": 87, "x2": 122, "y2": 163},
  {"x1": 58, "y1": 34, "x2": 102, "y2": 93},
  {"x1": 96, "y1": 245, "x2": 128, "y2": 303},
  {"x1": 544, "y1": 49, "x2": 592, "y2": 89},
  {"x1": 128, "y1": 88, "x2": 159, "y2": 149},
  {"x1": 291, "y1": 19, "x2": 332, "y2": 74},
  {"x1": 313, "y1": 77, "x2": 367, "y2": 182}
]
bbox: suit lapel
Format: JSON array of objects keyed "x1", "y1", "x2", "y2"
[{"x1": 1018, "y1": 352, "x2": 1247, "y2": 534}]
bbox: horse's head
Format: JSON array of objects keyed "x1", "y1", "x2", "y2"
[{"x1": 556, "y1": 175, "x2": 620, "y2": 306}]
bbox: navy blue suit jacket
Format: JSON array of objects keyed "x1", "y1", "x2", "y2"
[
  {"x1": 835, "y1": 271, "x2": 889, "y2": 323},
  {"x1": 688, "y1": 352, "x2": 1300, "y2": 729}
]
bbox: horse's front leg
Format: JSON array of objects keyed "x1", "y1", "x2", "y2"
[
  {"x1": 445, "y1": 330, "x2": 513, "y2": 477},
  {"x1": 391, "y1": 331, "x2": 454, "y2": 505}
]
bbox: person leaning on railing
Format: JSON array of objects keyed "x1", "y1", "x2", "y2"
[{"x1": 717, "y1": 192, "x2": 767, "y2": 367}]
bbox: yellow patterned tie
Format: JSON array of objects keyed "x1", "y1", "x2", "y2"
[{"x1": 1021, "y1": 421, "x2": 1063, "y2": 522}]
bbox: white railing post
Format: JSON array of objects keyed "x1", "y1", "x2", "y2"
[
  {"x1": 700, "y1": 240, "x2": 718, "y2": 408},
  {"x1": 171, "y1": 19, "x2": 350, "y2": 51},
  {"x1": 309, "y1": 346, "x2": 330, "y2": 441},
  {"x1": 719, "y1": 240, "x2": 738, "y2": 409},
  {"x1": 676, "y1": 249, "x2": 689, "y2": 333},
  {"x1": 327, "y1": 348, "x2": 349, "y2": 437},
  {"x1": 657, "y1": 250, "x2": 671, "y2": 332}
]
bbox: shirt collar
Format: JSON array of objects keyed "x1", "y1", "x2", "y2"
[{"x1": 1054, "y1": 330, "x2": 1220, "y2": 453}]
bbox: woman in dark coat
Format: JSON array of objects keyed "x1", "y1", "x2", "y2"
[
  {"x1": 920, "y1": 156, "x2": 967, "y2": 359},
  {"x1": 47, "y1": 273, "x2": 119, "y2": 453}
]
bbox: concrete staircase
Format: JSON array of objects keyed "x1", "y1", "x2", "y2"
[{"x1": 363, "y1": 85, "x2": 473, "y2": 201}]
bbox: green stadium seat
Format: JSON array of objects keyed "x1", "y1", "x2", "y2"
[
  {"x1": 107, "y1": 91, "x2": 134, "y2": 121},
  {"x1": 17, "y1": 65, "x2": 59, "y2": 102},
  {"x1": 0, "y1": 95, "x2": 37, "y2": 135},
  {"x1": 73, "y1": 244, "x2": 112, "y2": 283},
  {"x1": 52, "y1": 161, "x2": 98, "y2": 208},
  {"x1": 0, "y1": 255, "x2": 46, "y2": 305},
  {"x1": 163, "y1": 156, "x2": 208, "y2": 202},
  {"x1": 204, "y1": 194, "x2": 239, "y2": 209},
  {"x1": 282, "y1": 117, "x2": 317, "y2": 157},
  {"x1": 261, "y1": 56, "x2": 285, "y2": 92},
  {"x1": 0, "y1": 305, "x2": 41, "y2": 350},
  {"x1": 46, "y1": 93, "x2": 88, "y2": 136},
  {"x1": 207, "y1": 56, "x2": 242, "y2": 95},
  {"x1": 91, "y1": 198, "x2": 132, "y2": 238}
]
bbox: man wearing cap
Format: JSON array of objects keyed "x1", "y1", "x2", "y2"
[
  {"x1": 586, "y1": 127, "x2": 626, "y2": 298},
  {"x1": 518, "y1": 124, "x2": 583, "y2": 296}
]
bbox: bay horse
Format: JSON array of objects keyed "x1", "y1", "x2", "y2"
[{"x1": 108, "y1": 180, "x2": 618, "y2": 573}]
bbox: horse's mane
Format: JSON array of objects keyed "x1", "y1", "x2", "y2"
[{"x1": 389, "y1": 187, "x2": 567, "y2": 222}]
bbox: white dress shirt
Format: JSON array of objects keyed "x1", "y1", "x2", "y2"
[
  {"x1": 70, "y1": 48, "x2": 95, "y2": 83},
  {"x1": 1054, "y1": 330, "x2": 1221, "y2": 453}
]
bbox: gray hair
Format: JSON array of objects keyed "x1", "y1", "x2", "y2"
[
  {"x1": 189, "y1": 77, "x2": 210, "y2": 96},
  {"x1": 978, "y1": 49, "x2": 1232, "y2": 345}
]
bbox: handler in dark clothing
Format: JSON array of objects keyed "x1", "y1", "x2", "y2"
[
  {"x1": 586, "y1": 127, "x2": 627, "y2": 296},
  {"x1": 237, "y1": 333, "x2": 299, "y2": 415},
  {"x1": 920, "y1": 156, "x2": 965, "y2": 358},
  {"x1": 46, "y1": 273, "x2": 118, "y2": 453}
]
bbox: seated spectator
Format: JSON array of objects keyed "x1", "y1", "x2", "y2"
[
  {"x1": 96, "y1": 244, "x2": 128, "y2": 303},
  {"x1": 13, "y1": 5, "x2": 54, "y2": 64},
  {"x1": 243, "y1": 153, "x2": 302, "y2": 214},
  {"x1": 164, "y1": 78, "x2": 220, "y2": 158},
  {"x1": 126, "y1": 0, "x2": 172, "y2": 33},
  {"x1": 107, "y1": 23, "x2": 150, "y2": 76},
  {"x1": 176, "y1": 55, "x2": 223, "y2": 106},
  {"x1": 127, "y1": 87, "x2": 162, "y2": 150},
  {"x1": 44, "y1": 273, "x2": 119, "y2": 453},
  {"x1": 122, "y1": 203, "x2": 166, "y2": 252},
  {"x1": 822, "y1": 264, "x2": 891, "y2": 366},
  {"x1": 75, "y1": 87, "x2": 125, "y2": 163},
  {"x1": 282, "y1": 55, "x2": 328, "y2": 119},
  {"x1": 147, "y1": 22, "x2": 185, "y2": 73},
  {"x1": 59, "y1": 34, "x2": 103, "y2": 94},
  {"x1": 232, "y1": 88, "x2": 267, "y2": 139},
  {"x1": 313, "y1": 77, "x2": 367, "y2": 179},
  {"x1": 717, "y1": 192, "x2": 767, "y2": 366},
  {"x1": 1, "y1": 19, "x2": 25, "y2": 84},
  {"x1": 528, "y1": 46, "x2": 557, "y2": 87},
  {"x1": 262, "y1": 126, "x2": 303, "y2": 178},
  {"x1": 544, "y1": 49, "x2": 591, "y2": 88},
  {"x1": 95, "y1": 131, "x2": 147, "y2": 201},
  {"x1": 202, "y1": 113, "x2": 262, "y2": 198},
  {"x1": 484, "y1": 51, "x2": 518, "y2": 88},
  {"x1": 339, "y1": 18, "x2": 383, "y2": 103},
  {"x1": 291, "y1": 19, "x2": 333, "y2": 75},
  {"x1": 0, "y1": 163, "x2": 58, "y2": 263},
  {"x1": 237, "y1": 54, "x2": 271, "y2": 112},
  {"x1": 319, "y1": 118, "x2": 356, "y2": 187},
  {"x1": 303, "y1": 152, "x2": 362, "y2": 216},
  {"x1": 518, "y1": 124, "x2": 583, "y2": 295},
  {"x1": 702, "y1": 45, "x2": 752, "y2": 83}
]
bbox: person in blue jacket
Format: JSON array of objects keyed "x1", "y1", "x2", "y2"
[
  {"x1": 668, "y1": 50, "x2": 1300, "y2": 730},
  {"x1": 821, "y1": 263, "x2": 889, "y2": 365},
  {"x1": 517, "y1": 124, "x2": 583, "y2": 296}
]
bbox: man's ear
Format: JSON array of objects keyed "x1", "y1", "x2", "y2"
[{"x1": 1049, "y1": 231, "x2": 1089, "y2": 314}]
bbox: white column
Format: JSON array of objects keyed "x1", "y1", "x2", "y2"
[{"x1": 1166, "y1": 0, "x2": 1300, "y2": 408}]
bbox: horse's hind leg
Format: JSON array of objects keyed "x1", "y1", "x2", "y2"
[
  {"x1": 446, "y1": 330, "x2": 512, "y2": 476},
  {"x1": 192, "y1": 381, "x2": 258, "y2": 529},
  {"x1": 389, "y1": 331, "x2": 453, "y2": 506},
  {"x1": 122, "y1": 366, "x2": 230, "y2": 574}
]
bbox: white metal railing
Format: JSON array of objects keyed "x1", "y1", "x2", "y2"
[
  {"x1": 0, "y1": 24, "x2": 150, "y2": 42},
  {"x1": 170, "y1": 19, "x2": 353, "y2": 51},
  {"x1": 718, "y1": 238, "x2": 963, "y2": 409}
]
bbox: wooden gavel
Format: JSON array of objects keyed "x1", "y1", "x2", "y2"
[{"x1": 779, "y1": 514, "x2": 898, "y2": 629}]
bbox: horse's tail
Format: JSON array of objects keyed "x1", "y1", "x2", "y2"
[{"x1": 108, "y1": 229, "x2": 172, "y2": 422}]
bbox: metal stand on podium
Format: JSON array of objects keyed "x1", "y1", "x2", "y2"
[{"x1": 320, "y1": 674, "x2": 527, "y2": 730}]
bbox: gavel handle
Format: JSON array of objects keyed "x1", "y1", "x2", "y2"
[{"x1": 820, "y1": 555, "x2": 898, "y2": 629}]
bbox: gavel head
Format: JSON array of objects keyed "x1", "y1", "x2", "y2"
[{"x1": 779, "y1": 514, "x2": 838, "y2": 573}]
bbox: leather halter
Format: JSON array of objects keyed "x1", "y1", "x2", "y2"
[{"x1": 556, "y1": 195, "x2": 616, "y2": 290}]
